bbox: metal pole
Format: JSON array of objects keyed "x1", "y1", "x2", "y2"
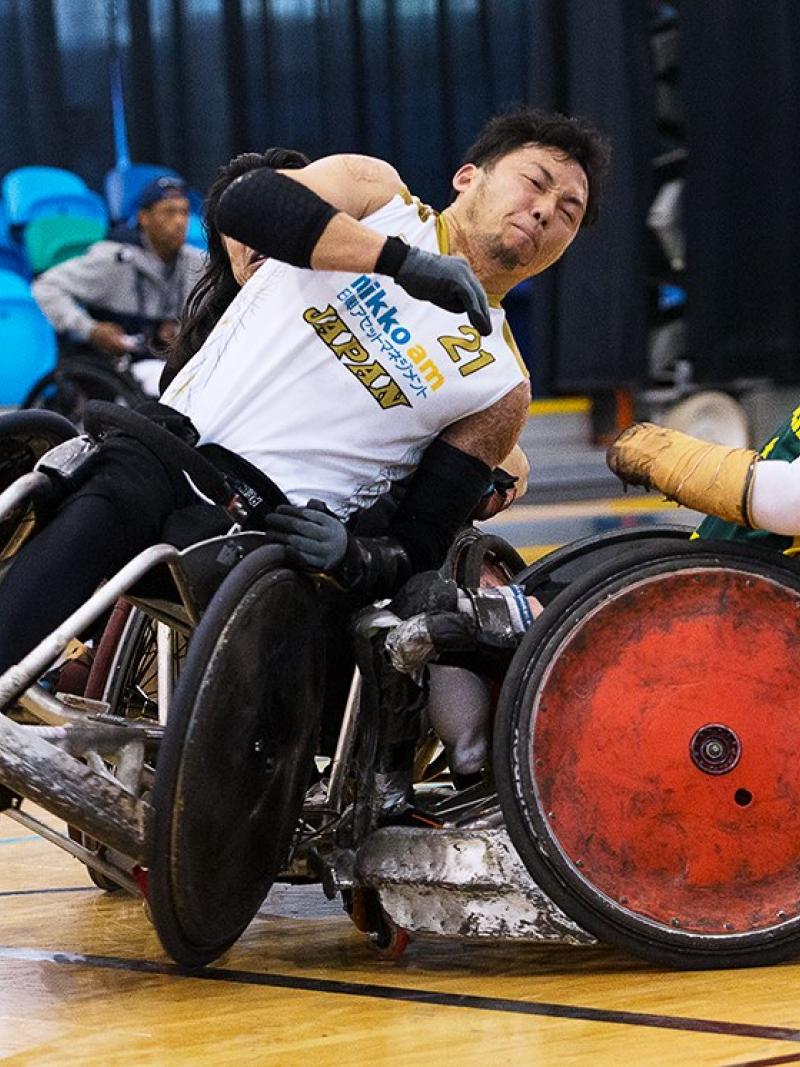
[{"x1": 0, "y1": 544, "x2": 179, "y2": 708}]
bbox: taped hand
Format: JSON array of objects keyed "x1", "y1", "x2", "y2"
[{"x1": 261, "y1": 499, "x2": 349, "y2": 571}]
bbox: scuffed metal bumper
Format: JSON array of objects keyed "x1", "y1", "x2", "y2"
[{"x1": 355, "y1": 826, "x2": 595, "y2": 944}]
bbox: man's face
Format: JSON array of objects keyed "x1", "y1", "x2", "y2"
[
  {"x1": 223, "y1": 236, "x2": 267, "y2": 286},
  {"x1": 453, "y1": 144, "x2": 588, "y2": 277},
  {"x1": 138, "y1": 195, "x2": 190, "y2": 259}
]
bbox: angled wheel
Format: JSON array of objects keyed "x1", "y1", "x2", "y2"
[
  {"x1": 459, "y1": 533, "x2": 525, "y2": 588},
  {"x1": 445, "y1": 527, "x2": 525, "y2": 587},
  {"x1": 495, "y1": 539, "x2": 800, "y2": 969},
  {"x1": 72, "y1": 602, "x2": 187, "y2": 892},
  {"x1": 148, "y1": 546, "x2": 325, "y2": 966}
]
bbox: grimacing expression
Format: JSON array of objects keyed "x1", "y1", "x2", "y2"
[
  {"x1": 454, "y1": 144, "x2": 588, "y2": 276},
  {"x1": 138, "y1": 195, "x2": 190, "y2": 259},
  {"x1": 223, "y1": 235, "x2": 267, "y2": 286}
]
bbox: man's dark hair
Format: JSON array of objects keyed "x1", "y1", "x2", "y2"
[
  {"x1": 460, "y1": 106, "x2": 611, "y2": 227},
  {"x1": 162, "y1": 146, "x2": 310, "y2": 391}
]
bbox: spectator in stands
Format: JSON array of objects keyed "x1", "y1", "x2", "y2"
[{"x1": 32, "y1": 177, "x2": 205, "y2": 369}]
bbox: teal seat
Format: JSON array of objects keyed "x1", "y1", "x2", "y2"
[
  {"x1": 24, "y1": 215, "x2": 108, "y2": 274},
  {"x1": 0, "y1": 270, "x2": 57, "y2": 405}
]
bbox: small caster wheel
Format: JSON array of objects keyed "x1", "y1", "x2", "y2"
[
  {"x1": 67, "y1": 824, "x2": 125, "y2": 892},
  {"x1": 370, "y1": 916, "x2": 409, "y2": 961}
]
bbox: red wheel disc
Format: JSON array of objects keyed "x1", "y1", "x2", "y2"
[{"x1": 532, "y1": 566, "x2": 800, "y2": 934}]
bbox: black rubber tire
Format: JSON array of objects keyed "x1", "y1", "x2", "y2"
[
  {"x1": 494, "y1": 538, "x2": 800, "y2": 969},
  {"x1": 459, "y1": 533, "x2": 525, "y2": 588},
  {"x1": 95, "y1": 604, "x2": 186, "y2": 722},
  {"x1": 148, "y1": 546, "x2": 325, "y2": 966},
  {"x1": 514, "y1": 524, "x2": 690, "y2": 595},
  {"x1": 22, "y1": 365, "x2": 144, "y2": 426}
]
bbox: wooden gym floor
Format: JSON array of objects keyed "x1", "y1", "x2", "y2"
[{"x1": 3, "y1": 499, "x2": 797, "y2": 1066}]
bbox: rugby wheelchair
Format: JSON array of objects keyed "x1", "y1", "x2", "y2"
[
  {"x1": 21, "y1": 325, "x2": 165, "y2": 426},
  {"x1": 2, "y1": 405, "x2": 800, "y2": 972}
]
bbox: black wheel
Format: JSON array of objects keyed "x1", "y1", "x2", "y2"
[
  {"x1": 90, "y1": 603, "x2": 187, "y2": 721},
  {"x1": 22, "y1": 364, "x2": 143, "y2": 426},
  {"x1": 514, "y1": 524, "x2": 690, "y2": 596},
  {"x1": 66, "y1": 825, "x2": 126, "y2": 892},
  {"x1": 495, "y1": 539, "x2": 800, "y2": 969},
  {"x1": 443, "y1": 527, "x2": 525, "y2": 587},
  {"x1": 459, "y1": 533, "x2": 525, "y2": 588},
  {"x1": 148, "y1": 546, "x2": 325, "y2": 966}
]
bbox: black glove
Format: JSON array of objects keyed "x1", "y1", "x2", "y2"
[
  {"x1": 261, "y1": 499, "x2": 413, "y2": 601},
  {"x1": 389, "y1": 570, "x2": 459, "y2": 619},
  {"x1": 261, "y1": 499, "x2": 348, "y2": 571},
  {"x1": 376, "y1": 237, "x2": 491, "y2": 336}
]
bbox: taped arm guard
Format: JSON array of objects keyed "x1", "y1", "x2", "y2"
[{"x1": 607, "y1": 421, "x2": 759, "y2": 527}]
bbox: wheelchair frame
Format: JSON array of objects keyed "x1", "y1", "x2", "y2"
[{"x1": 4, "y1": 408, "x2": 800, "y2": 971}]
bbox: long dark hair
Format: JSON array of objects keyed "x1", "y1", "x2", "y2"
[{"x1": 161, "y1": 146, "x2": 310, "y2": 392}]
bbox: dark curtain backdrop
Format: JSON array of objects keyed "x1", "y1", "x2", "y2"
[
  {"x1": 0, "y1": 0, "x2": 655, "y2": 393},
  {"x1": 681, "y1": 2, "x2": 800, "y2": 384}
]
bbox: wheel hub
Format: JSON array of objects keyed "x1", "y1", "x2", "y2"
[{"x1": 690, "y1": 723, "x2": 741, "y2": 775}]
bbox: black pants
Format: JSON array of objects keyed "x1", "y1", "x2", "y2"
[{"x1": 0, "y1": 434, "x2": 225, "y2": 677}]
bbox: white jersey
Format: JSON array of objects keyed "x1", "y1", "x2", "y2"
[{"x1": 162, "y1": 190, "x2": 528, "y2": 517}]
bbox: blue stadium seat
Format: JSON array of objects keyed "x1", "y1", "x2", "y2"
[
  {"x1": 0, "y1": 201, "x2": 10, "y2": 246},
  {"x1": 24, "y1": 215, "x2": 108, "y2": 274},
  {"x1": 185, "y1": 212, "x2": 207, "y2": 251},
  {"x1": 25, "y1": 190, "x2": 109, "y2": 227},
  {"x1": 0, "y1": 244, "x2": 31, "y2": 280},
  {"x1": 1, "y1": 167, "x2": 89, "y2": 226},
  {"x1": 104, "y1": 163, "x2": 184, "y2": 222},
  {"x1": 0, "y1": 270, "x2": 32, "y2": 299},
  {"x1": 0, "y1": 270, "x2": 58, "y2": 405}
]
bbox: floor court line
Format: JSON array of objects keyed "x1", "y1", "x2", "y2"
[
  {"x1": 0, "y1": 945, "x2": 799, "y2": 1043},
  {"x1": 723, "y1": 1054, "x2": 800, "y2": 1066},
  {"x1": 0, "y1": 887, "x2": 94, "y2": 897}
]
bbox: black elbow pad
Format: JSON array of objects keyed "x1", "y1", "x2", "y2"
[{"x1": 216, "y1": 168, "x2": 339, "y2": 269}]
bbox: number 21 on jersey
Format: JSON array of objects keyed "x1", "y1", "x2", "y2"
[{"x1": 437, "y1": 326, "x2": 496, "y2": 377}]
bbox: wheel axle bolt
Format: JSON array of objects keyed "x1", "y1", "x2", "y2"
[{"x1": 691, "y1": 724, "x2": 741, "y2": 775}]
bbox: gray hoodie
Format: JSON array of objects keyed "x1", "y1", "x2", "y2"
[{"x1": 32, "y1": 231, "x2": 206, "y2": 341}]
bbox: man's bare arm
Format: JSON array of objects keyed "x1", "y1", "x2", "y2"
[
  {"x1": 278, "y1": 154, "x2": 403, "y2": 272},
  {"x1": 441, "y1": 381, "x2": 531, "y2": 469},
  {"x1": 280, "y1": 154, "x2": 403, "y2": 220}
]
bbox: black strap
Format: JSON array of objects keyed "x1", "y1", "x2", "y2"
[
  {"x1": 197, "y1": 443, "x2": 288, "y2": 526},
  {"x1": 83, "y1": 400, "x2": 229, "y2": 505}
]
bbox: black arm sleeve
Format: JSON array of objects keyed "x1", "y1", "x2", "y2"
[
  {"x1": 386, "y1": 438, "x2": 492, "y2": 572},
  {"x1": 215, "y1": 168, "x2": 339, "y2": 269}
]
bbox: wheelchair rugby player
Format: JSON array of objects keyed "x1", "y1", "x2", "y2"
[{"x1": 0, "y1": 109, "x2": 613, "y2": 965}]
